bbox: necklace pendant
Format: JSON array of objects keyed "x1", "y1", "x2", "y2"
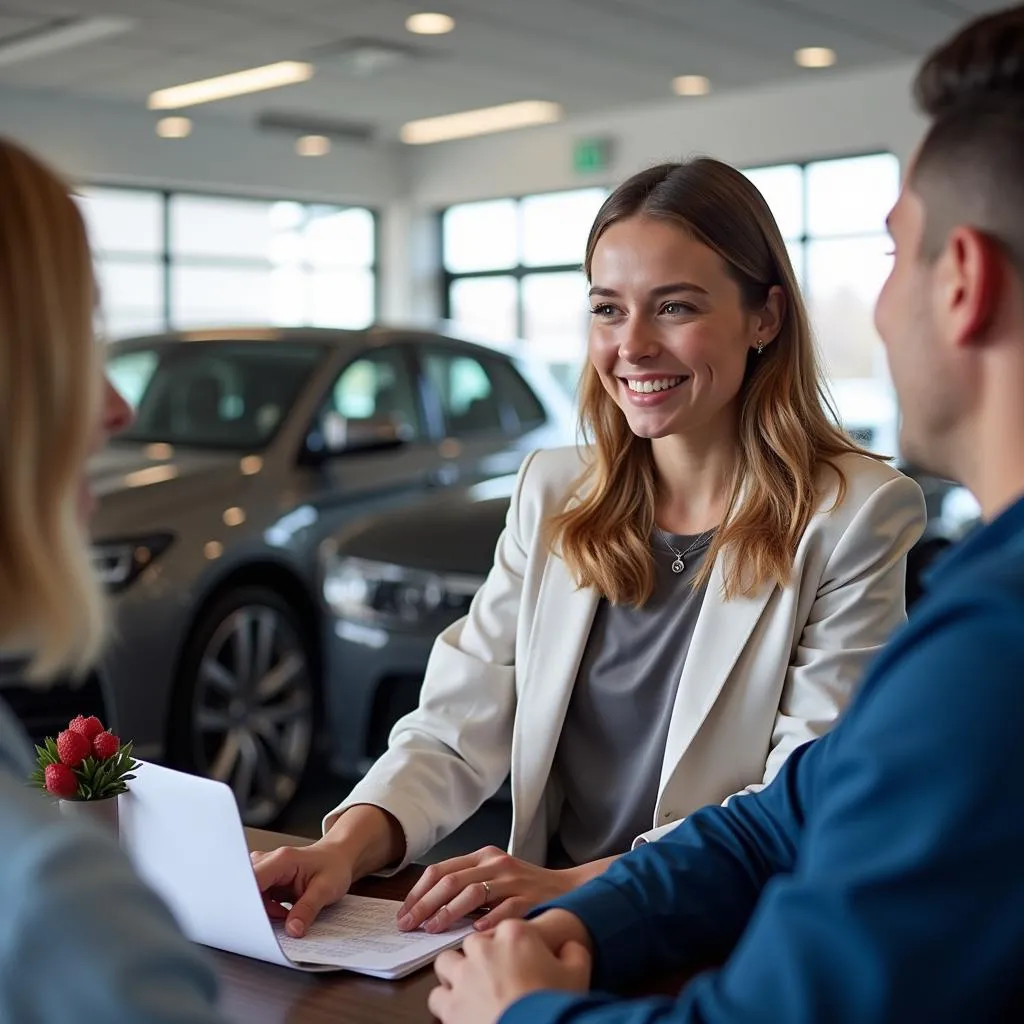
[{"x1": 671, "y1": 557, "x2": 685, "y2": 574}]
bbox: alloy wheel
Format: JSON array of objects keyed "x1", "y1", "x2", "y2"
[{"x1": 191, "y1": 603, "x2": 313, "y2": 826}]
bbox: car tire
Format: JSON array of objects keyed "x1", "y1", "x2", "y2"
[{"x1": 169, "y1": 585, "x2": 316, "y2": 828}]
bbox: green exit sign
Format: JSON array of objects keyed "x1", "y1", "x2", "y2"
[{"x1": 573, "y1": 137, "x2": 614, "y2": 175}]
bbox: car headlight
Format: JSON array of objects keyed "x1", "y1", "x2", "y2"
[
  {"x1": 91, "y1": 533, "x2": 175, "y2": 593},
  {"x1": 323, "y1": 555, "x2": 484, "y2": 629}
]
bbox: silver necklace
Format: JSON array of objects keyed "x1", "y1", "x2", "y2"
[{"x1": 658, "y1": 527, "x2": 715, "y2": 574}]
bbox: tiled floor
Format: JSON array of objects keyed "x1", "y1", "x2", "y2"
[{"x1": 277, "y1": 764, "x2": 512, "y2": 864}]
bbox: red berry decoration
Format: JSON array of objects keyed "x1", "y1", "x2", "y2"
[
  {"x1": 68, "y1": 715, "x2": 104, "y2": 741},
  {"x1": 31, "y1": 716, "x2": 139, "y2": 801},
  {"x1": 56, "y1": 728, "x2": 91, "y2": 768},
  {"x1": 92, "y1": 731, "x2": 120, "y2": 761},
  {"x1": 44, "y1": 763, "x2": 79, "y2": 799}
]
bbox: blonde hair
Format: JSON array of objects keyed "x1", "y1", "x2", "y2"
[
  {"x1": 550, "y1": 158, "x2": 876, "y2": 605},
  {"x1": 0, "y1": 137, "x2": 107, "y2": 677}
]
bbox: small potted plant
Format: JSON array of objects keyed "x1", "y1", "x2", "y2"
[{"x1": 30, "y1": 715, "x2": 139, "y2": 835}]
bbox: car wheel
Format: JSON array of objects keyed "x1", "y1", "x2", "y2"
[{"x1": 170, "y1": 586, "x2": 316, "y2": 827}]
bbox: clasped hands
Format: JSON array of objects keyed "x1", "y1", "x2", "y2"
[{"x1": 429, "y1": 910, "x2": 593, "y2": 1024}]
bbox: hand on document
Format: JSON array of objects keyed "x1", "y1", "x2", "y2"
[
  {"x1": 428, "y1": 919, "x2": 592, "y2": 1024},
  {"x1": 251, "y1": 842, "x2": 354, "y2": 939},
  {"x1": 397, "y1": 846, "x2": 582, "y2": 935}
]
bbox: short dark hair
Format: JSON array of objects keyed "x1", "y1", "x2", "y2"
[{"x1": 911, "y1": 4, "x2": 1024, "y2": 272}]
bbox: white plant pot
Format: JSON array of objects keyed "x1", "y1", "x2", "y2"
[{"x1": 58, "y1": 795, "x2": 119, "y2": 838}]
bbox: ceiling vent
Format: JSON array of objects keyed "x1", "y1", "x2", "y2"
[
  {"x1": 255, "y1": 110, "x2": 375, "y2": 144},
  {"x1": 310, "y1": 37, "x2": 427, "y2": 77}
]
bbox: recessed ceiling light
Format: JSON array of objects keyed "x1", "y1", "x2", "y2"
[
  {"x1": 400, "y1": 100, "x2": 562, "y2": 145},
  {"x1": 672, "y1": 75, "x2": 711, "y2": 97},
  {"x1": 405, "y1": 12, "x2": 455, "y2": 35},
  {"x1": 156, "y1": 116, "x2": 192, "y2": 138},
  {"x1": 295, "y1": 134, "x2": 331, "y2": 156},
  {"x1": 148, "y1": 61, "x2": 314, "y2": 110},
  {"x1": 795, "y1": 46, "x2": 836, "y2": 69}
]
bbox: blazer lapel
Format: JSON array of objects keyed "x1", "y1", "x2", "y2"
[
  {"x1": 658, "y1": 552, "x2": 776, "y2": 797},
  {"x1": 511, "y1": 553, "x2": 598, "y2": 842}
]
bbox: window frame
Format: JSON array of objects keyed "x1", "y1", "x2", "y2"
[
  {"x1": 438, "y1": 186, "x2": 609, "y2": 347},
  {"x1": 79, "y1": 182, "x2": 380, "y2": 338},
  {"x1": 741, "y1": 150, "x2": 900, "y2": 295}
]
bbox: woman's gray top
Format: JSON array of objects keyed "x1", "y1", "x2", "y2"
[{"x1": 550, "y1": 530, "x2": 712, "y2": 867}]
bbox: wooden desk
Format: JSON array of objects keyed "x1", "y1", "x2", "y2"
[{"x1": 214, "y1": 828, "x2": 437, "y2": 1024}]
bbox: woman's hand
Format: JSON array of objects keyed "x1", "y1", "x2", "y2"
[
  {"x1": 251, "y1": 804, "x2": 406, "y2": 938},
  {"x1": 397, "y1": 846, "x2": 583, "y2": 933},
  {"x1": 251, "y1": 841, "x2": 355, "y2": 938},
  {"x1": 429, "y1": 921, "x2": 592, "y2": 1024}
]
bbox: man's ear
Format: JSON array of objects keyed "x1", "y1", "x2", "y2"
[{"x1": 941, "y1": 226, "x2": 1002, "y2": 348}]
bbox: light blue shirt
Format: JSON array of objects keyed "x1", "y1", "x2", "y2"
[{"x1": 0, "y1": 699, "x2": 225, "y2": 1023}]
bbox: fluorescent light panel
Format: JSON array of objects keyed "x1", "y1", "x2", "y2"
[
  {"x1": 148, "y1": 61, "x2": 314, "y2": 110},
  {"x1": 401, "y1": 100, "x2": 562, "y2": 145},
  {"x1": 0, "y1": 16, "x2": 133, "y2": 69}
]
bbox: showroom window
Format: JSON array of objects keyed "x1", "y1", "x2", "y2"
[
  {"x1": 76, "y1": 187, "x2": 377, "y2": 340},
  {"x1": 440, "y1": 187, "x2": 608, "y2": 392},
  {"x1": 744, "y1": 152, "x2": 901, "y2": 453},
  {"x1": 441, "y1": 155, "x2": 899, "y2": 451}
]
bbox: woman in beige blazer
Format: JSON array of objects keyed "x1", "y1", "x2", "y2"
[{"x1": 253, "y1": 158, "x2": 926, "y2": 938}]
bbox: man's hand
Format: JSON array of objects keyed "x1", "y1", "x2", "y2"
[{"x1": 429, "y1": 920, "x2": 592, "y2": 1024}]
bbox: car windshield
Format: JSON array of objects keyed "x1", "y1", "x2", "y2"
[{"x1": 108, "y1": 341, "x2": 325, "y2": 449}]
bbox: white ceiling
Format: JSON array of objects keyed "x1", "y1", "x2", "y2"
[{"x1": 0, "y1": 0, "x2": 1009, "y2": 141}]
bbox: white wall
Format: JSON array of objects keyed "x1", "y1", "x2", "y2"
[
  {"x1": 0, "y1": 86, "x2": 405, "y2": 205},
  {"x1": 409, "y1": 60, "x2": 926, "y2": 206}
]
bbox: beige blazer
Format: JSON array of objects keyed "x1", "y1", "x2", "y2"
[{"x1": 327, "y1": 446, "x2": 926, "y2": 866}]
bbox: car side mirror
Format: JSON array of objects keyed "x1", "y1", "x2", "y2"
[{"x1": 302, "y1": 413, "x2": 407, "y2": 465}]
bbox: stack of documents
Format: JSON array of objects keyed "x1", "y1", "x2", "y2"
[{"x1": 274, "y1": 895, "x2": 472, "y2": 979}]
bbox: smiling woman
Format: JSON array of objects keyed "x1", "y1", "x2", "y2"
[
  {"x1": 553, "y1": 159, "x2": 865, "y2": 605},
  {"x1": 251, "y1": 157, "x2": 926, "y2": 945}
]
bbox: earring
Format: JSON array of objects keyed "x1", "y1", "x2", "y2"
[{"x1": 756, "y1": 340, "x2": 765, "y2": 355}]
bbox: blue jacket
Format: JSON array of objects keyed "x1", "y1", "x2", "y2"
[
  {"x1": 505, "y1": 495, "x2": 1024, "y2": 1024},
  {"x1": 0, "y1": 702, "x2": 225, "y2": 1023}
]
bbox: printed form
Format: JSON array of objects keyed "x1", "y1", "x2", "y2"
[{"x1": 274, "y1": 895, "x2": 473, "y2": 979}]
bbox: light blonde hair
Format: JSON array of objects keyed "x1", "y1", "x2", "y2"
[
  {"x1": 0, "y1": 137, "x2": 107, "y2": 677},
  {"x1": 550, "y1": 158, "x2": 876, "y2": 605}
]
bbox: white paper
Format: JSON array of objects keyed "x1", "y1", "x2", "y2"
[
  {"x1": 119, "y1": 763, "x2": 465, "y2": 978},
  {"x1": 274, "y1": 895, "x2": 473, "y2": 979}
]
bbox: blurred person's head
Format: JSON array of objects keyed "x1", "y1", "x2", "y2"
[
  {"x1": 0, "y1": 137, "x2": 131, "y2": 679},
  {"x1": 875, "y1": 4, "x2": 1024, "y2": 513},
  {"x1": 552, "y1": 157, "x2": 868, "y2": 605}
]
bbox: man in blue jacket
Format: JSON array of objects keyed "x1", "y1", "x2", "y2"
[{"x1": 427, "y1": 6, "x2": 1024, "y2": 1023}]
